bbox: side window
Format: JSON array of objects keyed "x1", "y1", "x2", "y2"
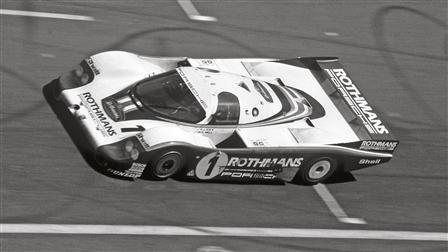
[{"x1": 209, "y1": 92, "x2": 240, "y2": 125}]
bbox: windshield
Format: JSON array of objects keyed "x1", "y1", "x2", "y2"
[{"x1": 133, "y1": 71, "x2": 205, "y2": 123}]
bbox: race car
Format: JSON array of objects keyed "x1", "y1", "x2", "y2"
[{"x1": 45, "y1": 51, "x2": 398, "y2": 185}]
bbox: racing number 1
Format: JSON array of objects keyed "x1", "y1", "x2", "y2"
[
  {"x1": 205, "y1": 153, "x2": 220, "y2": 176},
  {"x1": 195, "y1": 151, "x2": 229, "y2": 180}
]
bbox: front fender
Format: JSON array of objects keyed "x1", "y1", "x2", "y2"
[{"x1": 143, "y1": 126, "x2": 214, "y2": 149}]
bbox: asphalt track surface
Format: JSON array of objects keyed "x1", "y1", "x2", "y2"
[{"x1": 1, "y1": 0, "x2": 447, "y2": 251}]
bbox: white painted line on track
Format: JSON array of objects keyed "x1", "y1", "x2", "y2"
[
  {"x1": 39, "y1": 53, "x2": 55, "y2": 58},
  {"x1": 324, "y1": 32, "x2": 339, "y2": 36},
  {"x1": 196, "y1": 246, "x2": 234, "y2": 252},
  {"x1": 1, "y1": 224, "x2": 447, "y2": 241},
  {"x1": 0, "y1": 9, "x2": 95, "y2": 21},
  {"x1": 313, "y1": 183, "x2": 367, "y2": 224},
  {"x1": 177, "y1": 0, "x2": 217, "y2": 22}
]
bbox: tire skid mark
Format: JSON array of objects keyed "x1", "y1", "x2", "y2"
[
  {"x1": 371, "y1": 6, "x2": 447, "y2": 129},
  {"x1": 0, "y1": 65, "x2": 47, "y2": 123},
  {"x1": 376, "y1": 109, "x2": 446, "y2": 145},
  {"x1": 57, "y1": 1, "x2": 446, "y2": 61},
  {"x1": 101, "y1": 26, "x2": 264, "y2": 57},
  {"x1": 3, "y1": 27, "x2": 267, "y2": 224}
]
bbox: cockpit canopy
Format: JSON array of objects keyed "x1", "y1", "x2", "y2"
[
  {"x1": 133, "y1": 70, "x2": 206, "y2": 123},
  {"x1": 130, "y1": 67, "x2": 313, "y2": 125}
]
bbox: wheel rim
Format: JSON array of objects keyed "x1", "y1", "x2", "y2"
[
  {"x1": 155, "y1": 153, "x2": 182, "y2": 178},
  {"x1": 308, "y1": 160, "x2": 332, "y2": 180}
]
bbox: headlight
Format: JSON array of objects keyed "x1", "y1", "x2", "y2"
[
  {"x1": 74, "y1": 65, "x2": 90, "y2": 85},
  {"x1": 59, "y1": 60, "x2": 94, "y2": 90},
  {"x1": 80, "y1": 73, "x2": 89, "y2": 85},
  {"x1": 96, "y1": 138, "x2": 142, "y2": 165},
  {"x1": 74, "y1": 65, "x2": 84, "y2": 77},
  {"x1": 129, "y1": 149, "x2": 139, "y2": 161},
  {"x1": 124, "y1": 140, "x2": 134, "y2": 152},
  {"x1": 124, "y1": 140, "x2": 139, "y2": 161}
]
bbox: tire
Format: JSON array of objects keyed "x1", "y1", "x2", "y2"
[
  {"x1": 299, "y1": 158, "x2": 336, "y2": 185},
  {"x1": 149, "y1": 151, "x2": 184, "y2": 180}
]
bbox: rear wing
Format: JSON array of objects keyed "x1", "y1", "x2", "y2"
[{"x1": 278, "y1": 57, "x2": 398, "y2": 153}]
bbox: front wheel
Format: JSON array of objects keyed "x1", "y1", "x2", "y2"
[
  {"x1": 148, "y1": 151, "x2": 184, "y2": 180},
  {"x1": 298, "y1": 158, "x2": 336, "y2": 185}
]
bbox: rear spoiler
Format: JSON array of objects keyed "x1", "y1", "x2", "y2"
[{"x1": 278, "y1": 57, "x2": 398, "y2": 153}]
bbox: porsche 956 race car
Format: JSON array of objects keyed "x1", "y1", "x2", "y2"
[{"x1": 46, "y1": 51, "x2": 398, "y2": 184}]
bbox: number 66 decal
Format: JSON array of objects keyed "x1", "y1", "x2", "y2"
[{"x1": 195, "y1": 151, "x2": 229, "y2": 180}]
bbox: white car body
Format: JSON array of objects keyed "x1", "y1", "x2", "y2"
[{"x1": 48, "y1": 51, "x2": 398, "y2": 184}]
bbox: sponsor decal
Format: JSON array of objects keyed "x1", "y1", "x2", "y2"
[
  {"x1": 195, "y1": 153, "x2": 304, "y2": 180},
  {"x1": 198, "y1": 59, "x2": 221, "y2": 70},
  {"x1": 107, "y1": 167, "x2": 141, "y2": 178},
  {"x1": 195, "y1": 128, "x2": 214, "y2": 134},
  {"x1": 195, "y1": 151, "x2": 229, "y2": 180},
  {"x1": 85, "y1": 57, "x2": 100, "y2": 75},
  {"x1": 128, "y1": 162, "x2": 146, "y2": 176},
  {"x1": 80, "y1": 92, "x2": 117, "y2": 136},
  {"x1": 200, "y1": 59, "x2": 214, "y2": 65},
  {"x1": 220, "y1": 172, "x2": 276, "y2": 180},
  {"x1": 103, "y1": 99, "x2": 121, "y2": 121},
  {"x1": 226, "y1": 157, "x2": 303, "y2": 168},
  {"x1": 325, "y1": 68, "x2": 389, "y2": 134},
  {"x1": 360, "y1": 141, "x2": 398, "y2": 151},
  {"x1": 135, "y1": 133, "x2": 151, "y2": 151},
  {"x1": 177, "y1": 68, "x2": 208, "y2": 109},
  {"x1": 251, "y1": 139, "x2": 267, "y2": 147},
  {"x1": 359, "y1": 159, "x2": 381, "y2": 165}
]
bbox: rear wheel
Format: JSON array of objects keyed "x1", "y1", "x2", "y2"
[
  {"x1": 149, "y1": 151, "x2": 184, "y2": 180},
  {"x1": 299, "y1": 158, "x2": 336, "y2": 185}
]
